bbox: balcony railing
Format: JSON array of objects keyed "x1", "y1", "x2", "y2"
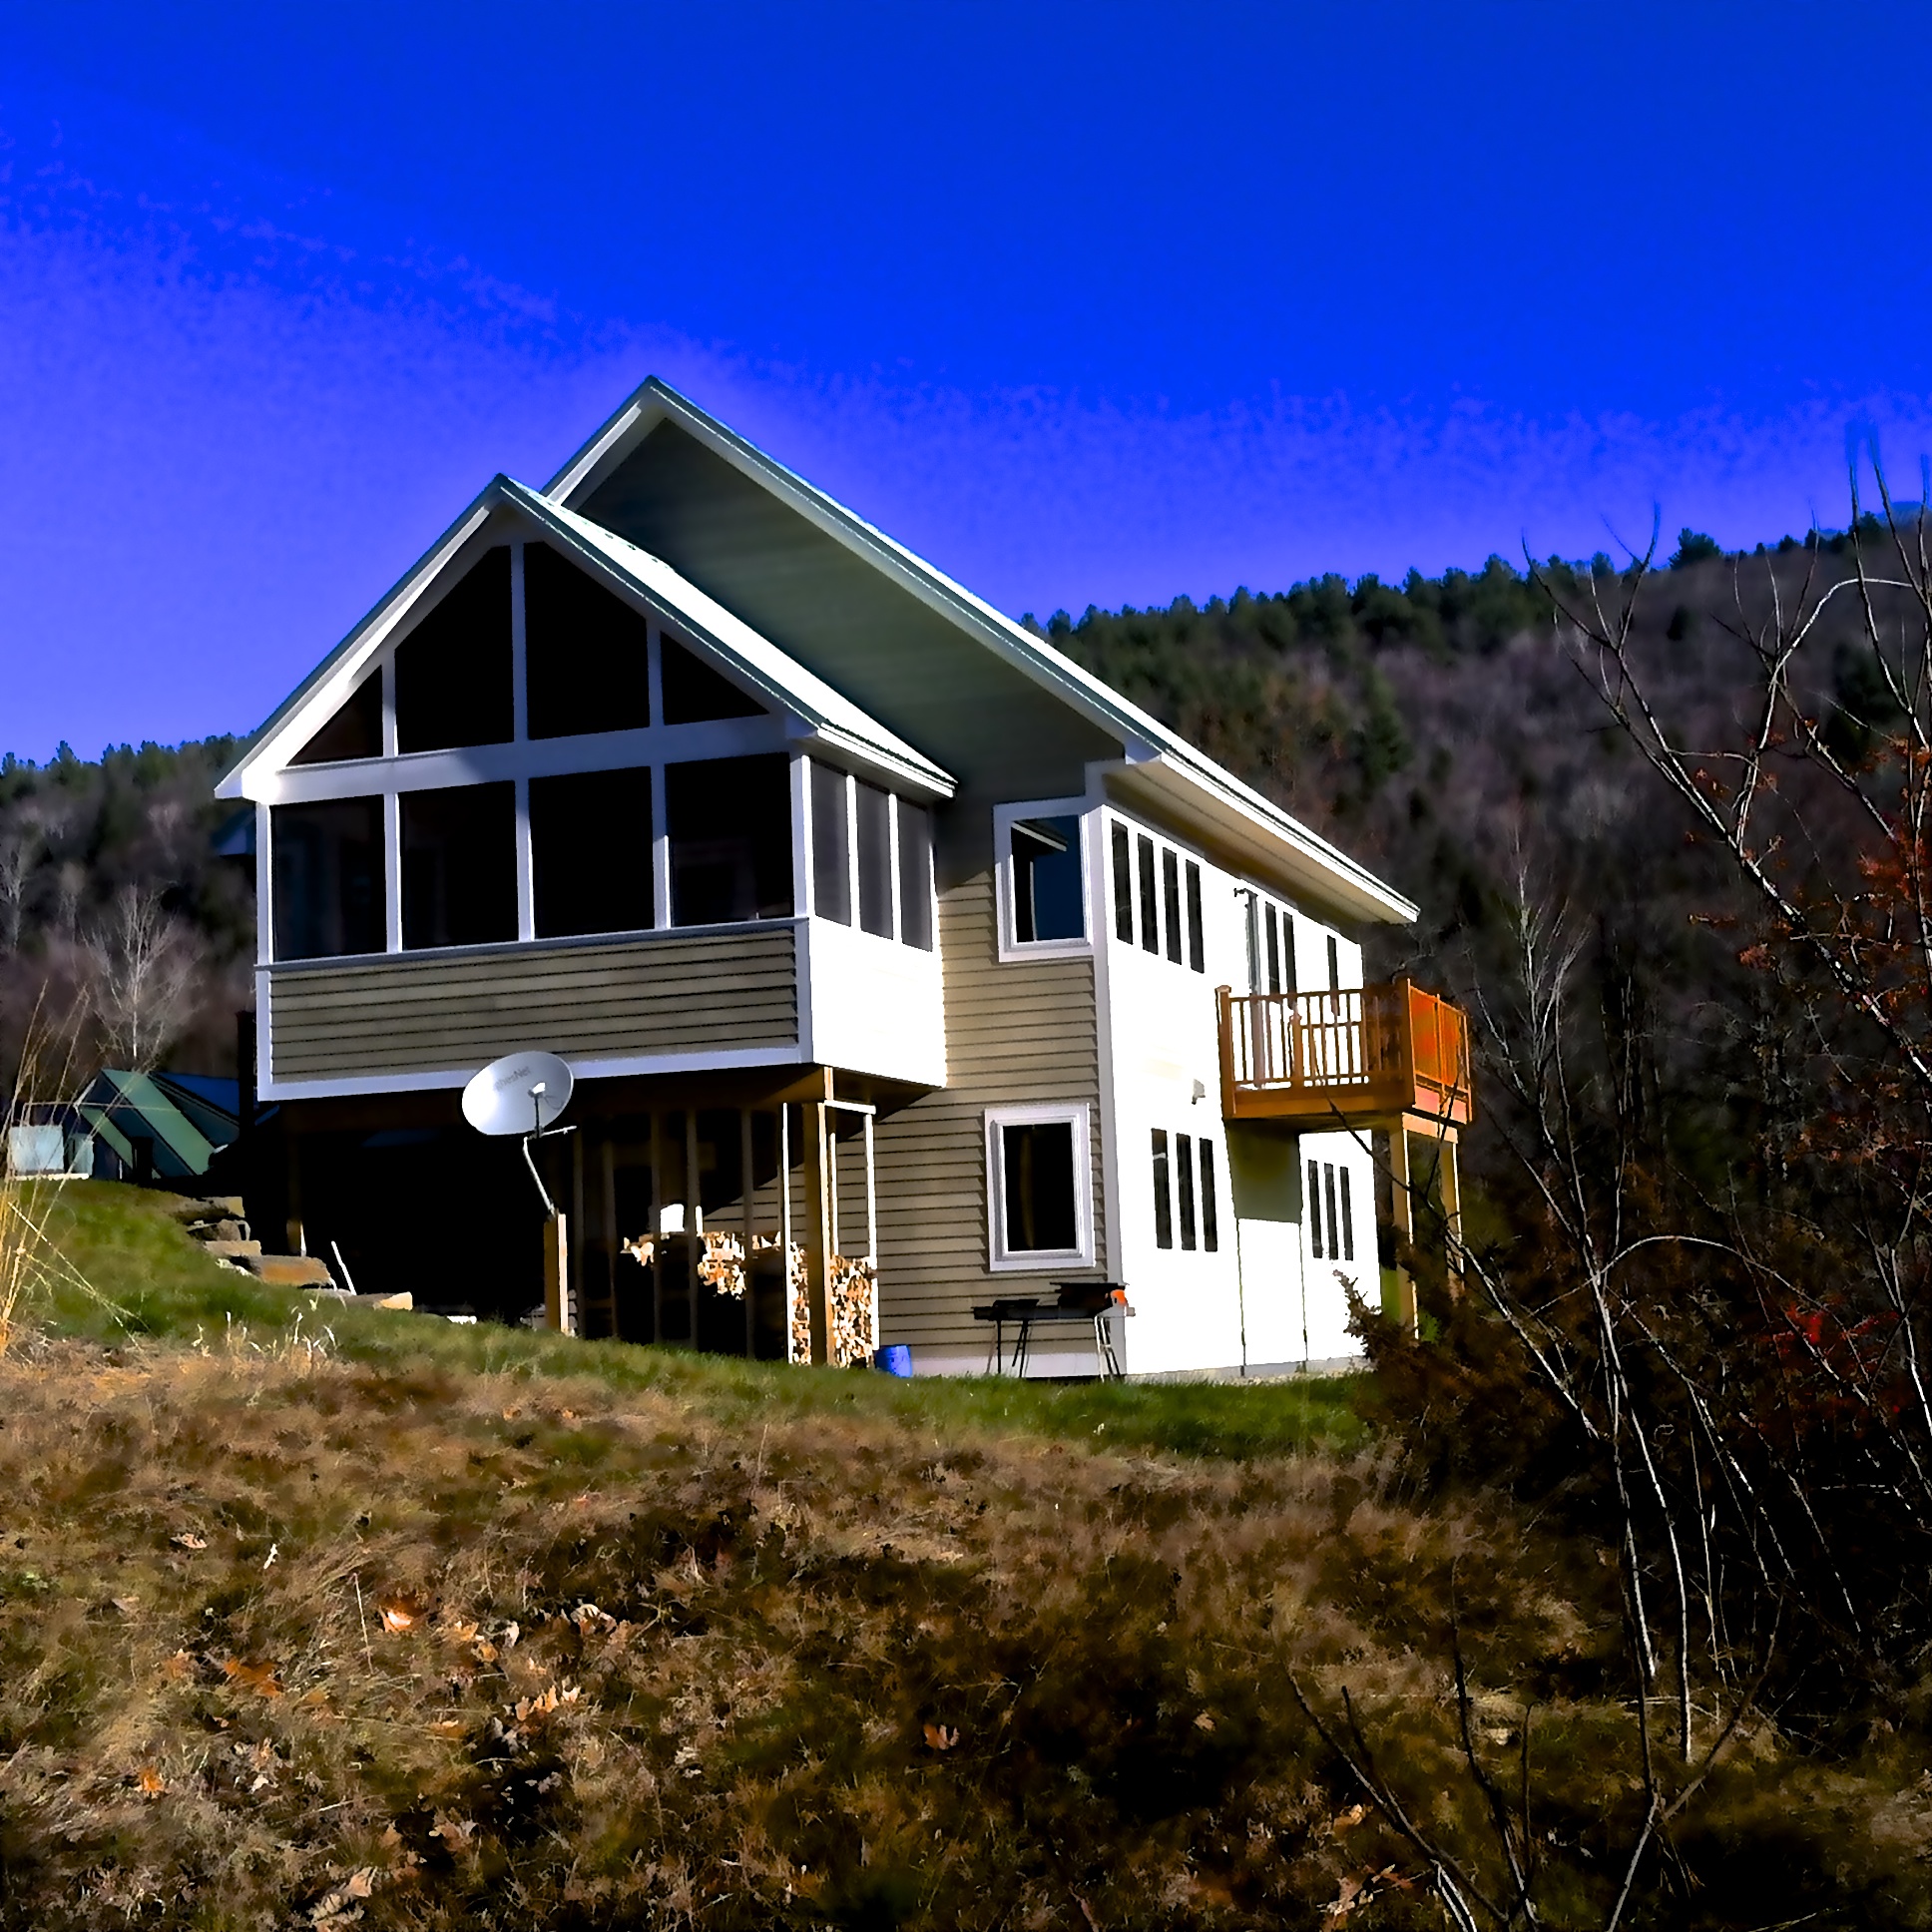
[{"x1": 1215, "y1": 979, "x2": 1473, "y2": 1128}]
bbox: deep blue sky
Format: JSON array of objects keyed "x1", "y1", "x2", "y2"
[{"x1": 3, "y1": 2, "x2": 1930, "y2": 757}]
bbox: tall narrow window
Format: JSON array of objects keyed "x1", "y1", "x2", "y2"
[
  {"x1": 401, "y1": 783, "x2": 517, "y2": 949},
  {"x1": 1308, "y1": 1157, "x2": 1324, "y2": 1258},
  {"x1": 394, "y1": 547, "x2": 513, "y2": 752},
  {"x1": 1163, "y1": 850, "x2": 1183, "y2": 964},
  {"x1": 530, "y1": 768, "x2": 653, "y2": 937},
  {"x1": 660, "y1": 635, "x2": 763, "y2": 724},
  {"x1": 271, "y1": 797, "x2": 385, "y2": 960},
  {"x1": 1152, "y1": 1130, "x2": 1174, "y2": 1248},
  {"x1": 1338, "y1": 1167, "x2": 1355, "y2": 1262},
  {"x1": 1282, "y1": 914, "x2": 1298, "y2": 994},
  {"x1": 1112, "y1": 823, "x2": 1134, "y2": 942},
  {"x1": 1245, "y1": 893, "x2": 1260, "y2": 991},
  {"x1": 1199, "y1": 1140, "x2": 1219, "y2": 1251},
  {"x1": 1186, "y1": 861, "x2": 1205, "y2": 973},
  {"x1": 810, "y1": 762, "x2": 850, "y2": 924},
  {"x1": 896, "y1": 796, "x2": 933, "y2": 950},
  {"x1": 1327, "y1": 935, "x2": 1341, "y2": 992},
  {"x1": 1137, "y1": 834, "x2": 1159, "y2": 953},
  {"x1": 666, "y1": 754, "x2": 793, "y2": 925},
  {"x1": 1265, "y1": 906, "x2": 1281, "y2": 993},
  {"x1": 1324, "y1": 1164, "x2": 1341, "y2": 1264},
  {"x1": 291, "y1": 671, "x2": 382, "y2": 765},
  {"x1": 856, "y1": 780, "x2": 893, "y2": 938},
  {"x1": 524, "y1": 541, "x2": 652, "y2": 738},
  {"x1": 1010, "y1": 815, "x2": 1084, "y2": 943},
  {"x1": 1177, "y1": 1130, "x2": 1197, "y2": 1248}
]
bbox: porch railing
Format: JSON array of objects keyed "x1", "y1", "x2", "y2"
[{"x1": 1215, "y1": 979, "x2": 1473, "y2": 1127}]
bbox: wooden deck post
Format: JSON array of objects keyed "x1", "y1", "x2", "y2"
[
  {"x1": 544, "y1": 1212, "x2": 570, "y2": 1334},
  {"x1": 1387, "y1": 1122, "x2": 1418, "y2": 1334},
  {"x1": 1439, "y1": 1128, "x2": 1465, "y2": 1302}
]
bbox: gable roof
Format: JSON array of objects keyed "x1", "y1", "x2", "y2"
[
  {"x1": 216, "y1": 475, "x2": 954, "y2": 800},
  {"x1": 547, "y1": 379, "x2": 1417, "y2": 925}
]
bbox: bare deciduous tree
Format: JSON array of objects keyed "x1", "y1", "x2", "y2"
[{"x1": 84, "y1": 886, "x2": 205, "y2": 1074}]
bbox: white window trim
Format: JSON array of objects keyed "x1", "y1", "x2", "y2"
[
  {"x1": 984, "y1": 1101, "x2": 1096, "y2": 1273},
  {"x1": 994, "y1": 796, "x2": 1093, "y2": 962}
]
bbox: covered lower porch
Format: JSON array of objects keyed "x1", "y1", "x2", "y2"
[{"x1": 254, "y1": 1065, "x2": 914, "y2": 1366}]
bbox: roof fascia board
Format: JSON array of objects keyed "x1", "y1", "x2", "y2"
[{"x1": 554, "y1": 379, "x2": 1409, "y2": 924}]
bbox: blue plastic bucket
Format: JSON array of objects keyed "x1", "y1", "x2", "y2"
[{"x1": 874, "y1": 1344, "x2": 913, "y2": 1377}]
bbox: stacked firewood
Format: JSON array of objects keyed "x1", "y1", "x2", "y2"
[{"x1": 786, "y1": 1252, "x2": 876, "y2": 1367}]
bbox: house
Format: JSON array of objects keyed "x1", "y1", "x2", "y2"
[{"x1": 215, "y1": 380, "x2": 1469, "y2": 1375}]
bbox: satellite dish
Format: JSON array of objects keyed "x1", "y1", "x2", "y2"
[{"x1": 462, "y1": 1050, "x2": 575, "y2": 1139}]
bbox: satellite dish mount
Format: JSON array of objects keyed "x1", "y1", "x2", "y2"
[{"x1": 461, "y1": 1050, "x2": 578, "y2": 1218}]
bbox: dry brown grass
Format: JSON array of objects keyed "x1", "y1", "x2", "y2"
[{"x1": 0, "y1": 1329, "x2": 1923, "y2": 1929}]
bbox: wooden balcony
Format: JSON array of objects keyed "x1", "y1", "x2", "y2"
[{"x1": 1216, "y1": 979, "x2": 1474, "y2": 1129}]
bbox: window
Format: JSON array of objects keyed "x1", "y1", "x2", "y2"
[
  {"x1": 524, "y1": 541, "x2": 651, "y2": 738},
  {"x1": 986, "y1": 1104, "x2": 1093, "y2": 1270},
  {"x1": 1152, "y1": 1129, "x2": 1173, "y2": 1249},
  {"x1": 666, "y1": 754, "x2": 792, "y2": 925},
  {"x1": 1327, "y1": 934, "x2": 1341, "y2": 992},
  {"x1": 1199, "y1": 1139, "x2": 1218, "y2": 1251},
  {"x1": 394, "y1": 547, "x2": 513, "y2": 752},
  {"x1": 810, "y1": 762, "x2": 850, "y2": 924},
  {"x1": 530, "y1": 768, "x2": 653, "y2": 937},
  {"x1": 1265, "y1": 906, "x2": 1282, "y2": 994},
  {"x1": 1137, "y1": 834, "x2": 1159, "y2": 953},
  {"x1": 401, "y1": 783, "x2": 516, "y2": 948},
  {"x1": 291, "y1": 671, "x2": 382, "y2": 765},
  {"x1": 271, "y1": 797, "x2": 384, "y2": 960},
  {"x1": 1307, "y1": 1159, "x2": 1353, "y2": 1263},
  {"x1": 897, "y1": 797, "x2": 933, "y2": 950},
  {"x1": 1163, "y1": 850, "x2": 1183, "y2": 964},
  {"x1": 1010, "y1": 815, "x2": 1084, "y2": 943},
  {"x1": 1186, "y1": 861, "x2": 1205, "y2": 973},
  {"x1": 1177, "y1": 1130, "x2": 1197, "y2": 1248},
  {"x1": 661, "y1": 636, "x2": 763, "y2": 724},
  {"x1": 856, "y1": 779, "x2": 893, "y2": 938},
  {"x1": 1112, "y1": 823, "x2": 1134, "y2": 941}
]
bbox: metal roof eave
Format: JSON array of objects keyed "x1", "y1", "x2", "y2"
[{"x1": 549, "y1": 377, "x2": 1414, "y2": 927}]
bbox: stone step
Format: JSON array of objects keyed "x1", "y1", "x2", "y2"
[
  {"x1": 239, "y1": 1254, "x2": 336, "y2": 1289},
  {"x1": 202, "y1": 1238, "x2": 263, "y2": 1260}
]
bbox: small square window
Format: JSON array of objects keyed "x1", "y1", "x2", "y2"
[{"x1": 986, "y1": 1104, "x2": 1094, "y2": 1270}]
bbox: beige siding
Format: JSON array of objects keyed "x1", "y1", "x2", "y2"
[
  {"x1": 874, "y1": 871, "x2": 1105, "y2": 1354},
  {"x1": 267, "y1": 926, "x2": 797, "y2": 1083}
]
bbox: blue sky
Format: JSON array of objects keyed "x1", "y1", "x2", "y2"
[{"x1": 3, "y1": 1, "x2": 1930, "y2": 757}]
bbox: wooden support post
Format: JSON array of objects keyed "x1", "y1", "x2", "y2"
[
  {"x1": 740, "y1": 1107, "x2": 756, "y2": 1359},
  {"x1": 283, "y1": 1129, "x2": 304, "y2": 1257},
  {"x1": 544, "y1": 1212, "x2": 570, "y2": 1334},
  {"x1": 648, "y1": 1111, "x2": 663, "y2": 1344},
  {"x1": 1387, "y1": 1122, "x2": 1418, "y2": 1334},
  {"x1": 570, "y1": 1129, "x2": 585, "y2": 1333},
  {"x1": 801, "y1": 1097, "x2": 834, "y2": 1365},
  {"x1": 1439, "y1": 1128, "x2": 1465, "y2": 1301}
]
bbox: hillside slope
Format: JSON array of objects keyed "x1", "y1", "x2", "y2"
[{"x1": 0, "y1": 1188, "x2": 1920, "y2": 1929}]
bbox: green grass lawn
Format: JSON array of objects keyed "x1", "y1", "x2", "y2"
[{"x1": 20, "y1": 1180, "x2": 1364, "y2": 1460}]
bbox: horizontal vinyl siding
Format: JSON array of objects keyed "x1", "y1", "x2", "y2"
[
  {"x1": 875, "y1": 871, "x2": 1104, "y2": 1356},
  {"x1": 267, "y1": 926, "x2": 797, "y2": 1082}
]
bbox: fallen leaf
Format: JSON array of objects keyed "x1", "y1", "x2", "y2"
[
  {"x1": 162, "y1": 1650, "x2": 195, "y2": 1682},
  {"x1": 172, "y1": 1532, "x2": 208, "y2": 1552},
  {"x1": 378, "y1": 1599, "x2": 423, "y2": 1634},
  {"x1": 922, "y1": 1722, "x2": 959, "y2": 1751},
  {"x1": 472, "y1": 1641, "x2": 498, "y2": 1664},
  {"x1": 1194, "y1": 1711, "x2": 1216, "y2": 1732},
  {"x1": 429, "y1": 1719, "x2": 464, "y2": 1737},
  {"x1": 299, "y1": 1687, "x2": 331, "y2": 1708},
  {"x1": 430, "y1": 1816, "x2": 477, "y2": 1846},
  {"x1": 221, "y1": 1657, "x2": 284, "y2": 1698},
  {"x1": 137, "y1": 1764, "x2": 166, "y2": 1796},
  {"x1": 440, "y1": 1619, "x2": 479, "y2": 1644},
  {"x1": 110, "y1": 1596, "x2": 142, "y2": 1618},
  {"x1": 1332, "y1": 1802, "x2": 1367, "y2": 1832}
]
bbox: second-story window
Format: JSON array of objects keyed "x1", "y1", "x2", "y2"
[
  {"x1": 666, "y1": 754, "x2": 792, "y2": 926},
  {"x1": 1114, "y1": 817, "x2": 1205, "y2": 972},
  {"x1": 1011, "y1": 815, "x2": 1084, "y2": 943},
  {"x1": 530, "y1": 768, "x2": 654, "y2": 937},
  {"x1": 394, "y1": 547, "x2": 513, "y2": 753},
  {"x1": 271, "y1": 797, "x2": 385, "y2": 960},
  {"x1": 524, "y1": 542, "x2": 652, "y2": 738},
  {"x1": 289, "y1": 671, "x2": 382, "y2": 765},
  {"x1": 897, "y1": 797, "x2": 934, "y2": 950},
  {"x1": 856, "y1": 780, "x2": 893, "y2": 938},
  {"x1": 401, "y1": 782, "x2": 517, "y2": 949}
]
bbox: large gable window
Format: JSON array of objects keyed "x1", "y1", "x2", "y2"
[
  {"x1": 661, "y1": 635, "x2": 764, "y2": 724},
  {"x1": 394, "y1": 547, "x2": 513, "y2": 753},
  {"x1": 531, "y1": 768, "x2": 654, "y2": 938},
  {"x1": 524, "y1": 541, "x2": 652, "y2": 739},
  {"x1": 985, "y1": 1102, "x2": 1095, "y2": 1271},
  {"x1": 400, "y1": 782, "x2": 517, "y2": 949},
  {"x1": 666, "y1": 754, "x2": 792, "y2": 926},
  {"x1": 290, "y1": 671, "x2": 382, "y2": 765},
  {"x1": 271, "y1": 797, "x2": 385, "y2": 961}
]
